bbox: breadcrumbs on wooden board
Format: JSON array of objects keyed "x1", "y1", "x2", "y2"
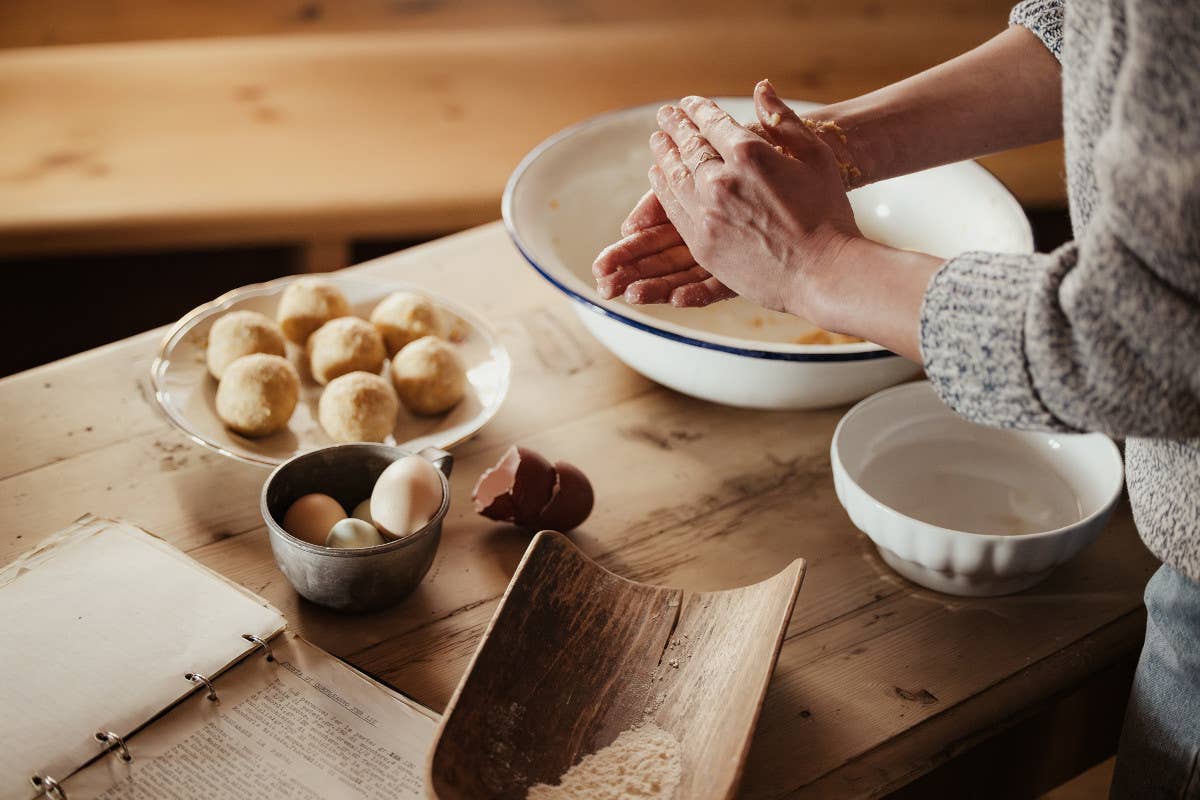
[{"x1": 525, "y1": 723, "x2": 682, "y2": 800}]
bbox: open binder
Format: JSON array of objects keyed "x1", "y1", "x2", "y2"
[{"x1": 0, "y1": 516, "x2": 436, "y2": 800}]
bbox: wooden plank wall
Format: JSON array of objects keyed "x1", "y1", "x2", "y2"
[{"x1": 4, "y1": 1, "x2": 1019, "y2": 48}]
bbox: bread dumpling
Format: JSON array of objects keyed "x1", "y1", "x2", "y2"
[
  {"x1": 277, "y1": 278, "x2": 351, "y2": 344},
  {"x1": 390, "y1": 336, "x2": 466, "y2": 415},
  {"x1": 318, "y1": 371, "x2": 399, "y2": 443},
  {"x1": 308, "y1": 317, "x2": 386, "y2": 385},
  {"x1": 370, "y1": 292, "x2": 445, "y2": 356},
  {"x1": 215, "y1": 354, "x2": 299, "y2": 437},
  {"x1": 206, "y1": 310, "x2": 287, "y2": 380}
]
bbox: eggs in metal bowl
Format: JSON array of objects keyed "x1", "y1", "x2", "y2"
[{"x1": 503, "y1": 97, "x2": 1034, "y2": 409}]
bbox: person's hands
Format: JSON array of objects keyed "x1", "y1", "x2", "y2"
[
  {"x1": 639, "y1": 81, "x2": 861, "y2": 315},
  {"x1": 593, "y1": 83, "x2": 860, "y2": 308}
]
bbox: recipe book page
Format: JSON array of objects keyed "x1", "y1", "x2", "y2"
[
  {"x1": 64, "y1": 633, "x2": 438, "y2": 799},
  {"x1": 0, "y1": 516, "x2": 285, "y2": 800}
]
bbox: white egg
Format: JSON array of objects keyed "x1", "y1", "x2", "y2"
[
  {"x1": 325, "y1": 518, "x2": 386, "y2": 549},
  {"x1": 351, "y1": 498, "x2": 376, "y2": 527},
  {"x1": 370, "y1": 455, "x2": 445, "y2": 539},
  {"x1": 283, "y1": 493, "x2": 347, "y2": 546}
]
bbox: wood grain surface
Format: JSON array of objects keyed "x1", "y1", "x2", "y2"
[
  {"x1": 0, "y1": 5, "x2": 1066, "y2": 258},
  {"x1": 0, "y1": 223, "x2": 1155, "y2": 798},
  {"x1": 0, "y1": 0, "x2": 1024, "y2": 48},
  {"x1": 429, "y1": 531, "x2": 804, "y2": 799}
]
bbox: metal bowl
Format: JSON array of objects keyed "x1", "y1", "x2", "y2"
[{"x1": 261, "y1": 443, "x2": 452, "y2": 613}]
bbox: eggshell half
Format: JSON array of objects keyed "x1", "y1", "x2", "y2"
[
  {"x1": 537, "y1": 460, "x2": 595, "y2": 532},
  {"x1": 472, "y1": 446, "x2": 557, "y2": 527}
]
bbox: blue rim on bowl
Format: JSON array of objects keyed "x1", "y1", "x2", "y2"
[{"x1": 502, "y1": 99, "x2": 1033, "y2": 364}]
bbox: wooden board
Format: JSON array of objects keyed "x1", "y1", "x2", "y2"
[
  {"x1": 0, "y1": 223, "x2": 1155, "y2": 798},
  {"x1": 429, "y1": 531, "x2": 804, "y2": 799},
  {"x1": 0, "y1": 18, "x2": 1066, "y2": 259}
]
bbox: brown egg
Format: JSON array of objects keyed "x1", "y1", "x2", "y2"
[
  {"x1": 282, "y1": 493, "x2": 347, "y2": 546},
  {"x1": 472, "y1": 446, "x2": 594, "y2": 532}
]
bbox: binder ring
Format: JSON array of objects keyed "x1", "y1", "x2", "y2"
[
  {"x1": 242, "y1": 633, "x2": 275, "y2": 662},
  {"x1": 95, "y1": 730, "x2": 132, "y2": 762},
  {"x1": 184, "y1": 672, "x2": 219, "y2": 702},
  {"x1": 31, "y1": 774, "x2": 67, "y2": 799}
]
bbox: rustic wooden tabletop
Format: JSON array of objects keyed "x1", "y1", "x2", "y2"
[{"x1": 0, "y1": 223, "x2": 1158, "y2": 798}]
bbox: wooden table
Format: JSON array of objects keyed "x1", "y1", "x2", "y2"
[{"x1": 0, "y1": 223, "x2": 1157, "y2": 798}]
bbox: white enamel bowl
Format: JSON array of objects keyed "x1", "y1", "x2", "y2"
[
  {"x1": 831, "y1": 382, "x2": 1124, "y2": 596},
  {"x1": 503, "y1": 97, "x2": 1034, "y2": 409}
]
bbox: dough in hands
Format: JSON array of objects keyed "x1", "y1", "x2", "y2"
[
  {"x1": 370, "y1": 292, "x2": 446, "y2": 356},
  {"x1": 277, "y1": 278, "x2": 351, "y2": 344},
  {"x1": 318, "y1": 371, "x2": 399, "y2": 443},
  {"x1": 308, "y1": 317, "x2": 386, "y2": 385},
  {"x1": 205, "y1": 310, "x2": 286, "y2": 380},
  {"x1": 390, "y1": 336, "x2": 466, "y2": 415},
  {"x1": 215, "y1": 354, "x2": 300, "y2": 437}
]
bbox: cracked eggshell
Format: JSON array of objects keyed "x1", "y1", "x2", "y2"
[
  {"x1": 472, "y1": 445, "x2": 556, "y2": 528},
  {"x1": 536, "y1": 460, "x2": 595, "y2": 532}
]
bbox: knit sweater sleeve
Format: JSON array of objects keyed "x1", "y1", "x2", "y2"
[
  {"x1": 919, "y1": 0, "x2": 1200, "y2": 439},
  {"x1": 1009, "y1": 0, "x2": 1064, "y2": 60}
]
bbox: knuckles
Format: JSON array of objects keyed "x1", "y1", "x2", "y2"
[{"x1": 728, "y1": 138, "x2": 776, "y2": 167}]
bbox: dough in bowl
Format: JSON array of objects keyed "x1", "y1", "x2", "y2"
[
  {"x1": 391, "y1": 336, "x2": 466, "y2": 415},
  {"x1": 308, "y1": 317, "x2": 387, "y2": 385},
  {"x1": 318, "y1": 371, "x2": 399, "y2": 443},
  {"x1": 215, "y1": 354, "x2": 300, "y2": 437},
  {"x1": 277, "y1": 278, "x2": 351, "y2": 344},
  {"x1": 205, "y1": 310, "x2": 287, "y2": 379},
  {"x1": 370, "y1": 291, "x2": 445, "y2": 356}
]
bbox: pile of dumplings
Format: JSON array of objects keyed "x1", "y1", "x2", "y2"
[{"x1": 208, "y1": 278, "x2": 468, "y2": 442}]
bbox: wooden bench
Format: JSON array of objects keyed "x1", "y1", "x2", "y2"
[{"x1": 0, "y1": 1, "x2": 1065, "y2": 265}]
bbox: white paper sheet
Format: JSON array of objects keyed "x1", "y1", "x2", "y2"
[
  {"x1": 0, "y1": 517, "x2": 285, "y2": 800},
  {"x1": 64, "y1": 633, "x2": 437, "y2": 799}
]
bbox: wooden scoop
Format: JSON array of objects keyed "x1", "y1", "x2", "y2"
[{"x1": 427, "y1": 531, "x2": 806, "y2": 799}]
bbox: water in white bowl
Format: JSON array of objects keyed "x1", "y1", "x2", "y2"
[{"x1": 857, "y1": 438, "x2": 1085, "y2": 535}]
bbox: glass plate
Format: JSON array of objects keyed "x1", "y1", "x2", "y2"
[{"x1": 150, "y1": 274, "x2": 511, "y2": 467}]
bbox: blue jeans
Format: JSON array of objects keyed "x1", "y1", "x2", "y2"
[{"x1": 1111, "y1": 564, "x2": 1200, "y2": 799}]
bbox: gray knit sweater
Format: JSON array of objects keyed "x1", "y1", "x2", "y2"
[{"x1": 919, "y1": 0, "x2": 1200, "y2": 581}]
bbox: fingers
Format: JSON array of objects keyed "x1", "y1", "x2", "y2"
[
  {"x1": 679, "y1": 95, "x2": 761, "y2": 159},
  {"x1": 670, "y1": 276, "x2": 737, "y2": 308},
  {"x1": 597, "y1": 244, "x2": 697, "y2": 300},
  {"x1": 620, "y1": 190, "x2": 669, "y2": 236},
  {"x1": 625, "y1": 265, "x2": 711, "y2": 304},
  {"x1": 649, "y1": 130, "x2": 693, "y2": 196},
  {"x1": 753, "y1": 79, "x2": 823, "y2": 157},
  {"x1": 647, "y1": 163, "x2": 693, "y2": 237},
  {"x1": 657, "y1": 105, "x2": 723, "y2": 175},
  {"x1": 593, "y1": 222, "x2": 683, "y2": 279}
]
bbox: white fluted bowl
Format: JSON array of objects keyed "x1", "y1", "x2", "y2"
[
  {"x1": 831, "y1": 382, "x2": 1124, "y2": 596},
  {"x1": 503, "y1": 97, "x2": 1033, "y2": 409}
]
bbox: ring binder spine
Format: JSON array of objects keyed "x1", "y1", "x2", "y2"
[
  {"x1": 28, "y1": 634, "x2": 280, "y2": 797},
  {"x1": 242, "y1": 633, "x2": 275, "y2": 662},
  {"x1": 30, "y1": 774, "x2": 66, "y2": 799},
  {"x1": 95, "y1": 731, "x2": 132, "y2": 762},
  {"x1": 184, "y1": 672, "x2": 219, "y2": 702}
]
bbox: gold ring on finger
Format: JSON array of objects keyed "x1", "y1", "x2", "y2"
[{"x1": 694, "y1": 151, "x2": 723, "y2": 171}]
